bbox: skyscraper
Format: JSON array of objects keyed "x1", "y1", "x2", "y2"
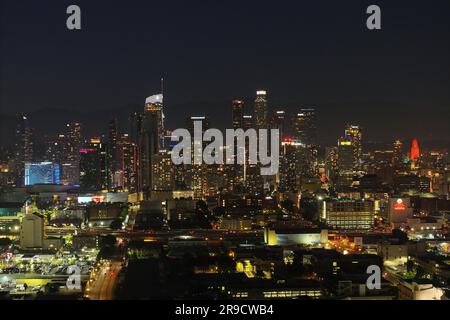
[
  {"x1": 79, "y1": 137, "x2": 109, "y2": 191},
  {"x1": 113, "y1": 134, "x2": 138, "y2": 192},
  {"x1": 337, "y1": 137, "x2": 354, "y2": 175},
  {"x1": 254, "y1": 90, "x2": 268, "y2": 129},
  {"x1": 45, "y1": 122, "x2": 82, "y2": 185},
  {"x1": 270, "y1": 110, "x2": 287, "y2": 139},
  {"x1": 144, "y1": 94, "x2": 165, "y2": 150},
  {"x1": 393, "y1": 139, "x2": 403, "y2": 167},
  {"x1": 293, "y1": 108, "x2": 317, "y2": 146},
  {"x1": 139, "y1": 94, "x2": 164, "y2": 199},
  {"x1": 186, "y1": 116, "x2": 210, "y2": 199},
  {"x1": 410, "y1": 138, "x2": 420, "y2": 161},
  {"x1": 109, "y1": 118, "x2": 120, "y2": 187},
  {"x1": 14, "y1": 114, "x2": 33, "y2": 186},
  {"x1": 232, "y1": 100, "x2": 244, "y2": 130},
  {"x1": 344, "y1": 124, "x2": 362, "y2": 171}
]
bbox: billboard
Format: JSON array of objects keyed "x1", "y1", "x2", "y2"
[{"x1": 24, "y1": 162, "x2": 60, "y2": 186}]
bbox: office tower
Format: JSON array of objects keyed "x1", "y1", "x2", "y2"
[
  {"x1": 279, "y1": 138, "x2": 317, "y2": 192},
  {"x1": 110, "y1": 133, "x2": 138, "y2": 192},
  {"x1": 139, "y1": 95, "x2": 163, "y2": 199},
  {"x1": 336, "y1": 136, "x2": 354, "y2": 190},
  {"x1": 79, "y1": 137, "x2": 109, "y2": 191},
  {"x1": 118, "y1": 134, "x2": 138, "y2": 192},
  {"x1": 232, "y1": 100, "x2": 244, "y2": 130},
  {"x1": 242, "y1": 115, "x2": 254, "y2": 130},
  {"x1": 151, "y1": 151, "x2": 175, "y2": 191},
  {"x1": 337, "y1": 137, "x2": 354, "y2": 174},
  {"x1": 24, "y1": 162, "x2": 60, "y2": 185},
  {"x1": 254, "y1": 90, "x2": 268, "y2": 129},
  {"x1": 45, "y1": 122, "x2": 81, "y2": 185},
  {"x1": 279, "y1": 139, "x2": 303, "y2": 192},
  {"x1": 345, "y1": 124, "x2": 363, "y2": 170},
  {"x1": 129, "y1": 111, "x2": 143, "y2": 145},
  {"x1": 293, "y1": 108, "x2": 317, "y2": 146},
  {"x1": 14, "y1": 114, "x2": 33, "y2": 186},
  {"x1": 321, "y1": 199, "x2": 375, "y2": 231},
  {"x1": 186, "y1": 116, "x2": 210, "y2": 199},
  {"x1": 325, "y1": 146, "x2": 339, "y2": 181},
  {"x1": 65, "y1": 122, "x2": 82, "y2": 184},
  {"x1": 108, "y1": 118, "x2": 120, "y2": 188},
  {"x1": 393, "y1": 139, "x2": 403, "y2": 167},
  {"x1": 410, "y1": 138, "x2": 420, "y2": 161},
  {"x1": 144, "y1": 94, "x2": 165, "y2": 149},
  {"x1": 270, "y1": 110, "x2": 286, "y2": 139}
]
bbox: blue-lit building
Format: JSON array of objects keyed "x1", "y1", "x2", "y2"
[{"x1": 24, "y1": 162, "x2": 61, "y2": 185}]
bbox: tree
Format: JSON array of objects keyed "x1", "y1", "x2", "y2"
[{"x1": 392, "y1": 229, "x2": 408, "y2": 244}]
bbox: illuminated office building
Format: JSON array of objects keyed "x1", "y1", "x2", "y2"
[
  {"x1": 14, "y1": 114, "x2": 33, "y2": 186},
  {"x1": 410, "y1": 138, "x2": 420, "y2": 161},
  {"x1": 111, "y1": 134, "x2": 138, "y2": 192},
  {"x1": 293, "y1": 108, "x2": 317, "y2": 146},
  {"x1": 321, "y1": 199, "x2": 375, "y2": 231},
  {"x1": 139, "y1": 94, "x2": 163, "y2": 199},
  {"x1": 254, "y1": 90, "x2": 268, "y2": 129},
  {"x1": 79, "y1": 137, "x2": 109, "y2": 191},
  {"x1": 144, "y1": 94, "x2": 165, "y2": 150},
  {"x1": 151, "y1": 151, "x2": 175, "y2": 191},
  {"x1": 186, "y1": 116, "x2": 210, "y2": 199},
  {"x1": 270, "y1": 110, "x2": 287, "y2": 139},
  {"x1": 393, "y1": 139, "x2": 403, "y2": 167},
  {"x1": 232, "y1": 99, "x2": 244, "y2": 130},
  {"x1": 344, "y1": 125, "x2": 362, "y2": 170},
  {"x1": 46, "y1": 122, "x2": 82, "y2": 185}
]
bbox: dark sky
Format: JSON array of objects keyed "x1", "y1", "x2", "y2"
[{"x1": 0, "y1": 0, "x2": 449, "y2": 146}]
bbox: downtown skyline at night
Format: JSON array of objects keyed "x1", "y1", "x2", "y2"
[{"x1": 0, "y1": 0, "x2": 449, "y2": 309}]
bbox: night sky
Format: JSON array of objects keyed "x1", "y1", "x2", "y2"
[{"x1": 0, "y1": 0, "x2": 449, "y2": 146}]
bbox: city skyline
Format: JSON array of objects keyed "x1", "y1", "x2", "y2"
[
  {"x1": 1, "y1": 0, "x2": 449, "y2": 305},
  {"x1": 1, "y1": 0, "x2": 450, "y2": 146}
]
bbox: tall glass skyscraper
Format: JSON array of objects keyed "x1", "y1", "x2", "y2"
[{"x1": 254, "y1": 90, "x2": 268, "y2": 129}]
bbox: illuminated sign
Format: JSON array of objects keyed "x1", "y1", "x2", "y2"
[
  {"x1": 78, "y1": 196, "x2": 105, "y2": 204},
  {"x1": 394, "y1": 199, "x2": 406, "y2": 211}
]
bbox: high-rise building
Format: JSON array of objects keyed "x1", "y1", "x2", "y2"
[
  {"x1": 151, "y1": 151, "x2": 175, "y2": 191},
  {"x1": 186, "y1": 116, "x2": 210, "y2": 199},
  {"x1": 345, "y1": 125, "x2": 362, "y2": 170},
  {"x1": 270, "y1": 110, "x2": 287, "y2": 139},
  {"x1": 79, "y1": 137, "x2": 109, "y2": 191},
  {"x1": 393, "y1": 139, "x2": 403, "y2": 167},
  {"x1": 242, "y1": 115, "x2": 254, "y2": 130},
  {"x1": 144, "y1": 94, "x2": 165, "y2": 150},
  {"x1": 109, "y1": 118, "x2": 120, "y2": 187},
  {"x1": 254, "y1": 90, "x2": 268, "y2": 129},
  {"x1": 232, "y1": 100, "x2": 244, "y2": 130},
  {"x1": 24, "y1": 162, "x2": 60, "y2": 185},
  {"x1": 14, "y1": 114, "x2": 33, "y2": 186},
  {"x1": 64, "y1": 122, "x2": 82, "y2": 185},
  {"x1": 45, "y1": 122, "x2": 81, "y2": 185},
  {"x1": 279, "y1": 138, "x2": 318, "y2": 192},
  {"x1": 321, "y1": 199, "x2": 375, "y2": 231},
  {"x1": 293, "y1": 108, "x2": 317, "y2": 146},
  {"x1": 410, "y1": 138, "x2": 420, "y2": 161},
  {"x1": 139, "y1": 94, "x2": 163, "y2": 199},
  {"x1": 337, "y1": 137, "x2": 354, "y2": 175},
  {"x1": 129, "y1": 111, "x2": 143, "y2": 145},
  {"x1": 112, "y1": 134, "x2": 138, "y2": 192}
]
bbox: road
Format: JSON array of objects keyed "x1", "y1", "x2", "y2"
[{"x1": 85, "y1": 260, "x2": 122, "y2": 300}]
